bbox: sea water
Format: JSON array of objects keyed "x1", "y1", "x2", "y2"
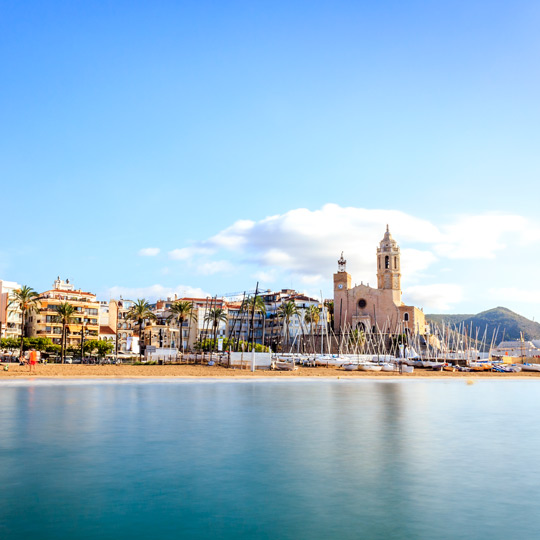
[{"x1": 1, "y1": 379, "x2": 539, "y2": 540}]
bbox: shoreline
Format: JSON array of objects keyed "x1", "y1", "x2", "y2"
[{"x1": 1, "y1": 364, "x2": 539, "y2": 380}]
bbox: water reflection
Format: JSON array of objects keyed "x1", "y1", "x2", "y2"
[{"x1": 0, "y1": 380, "x2": 539, "y2": 540}]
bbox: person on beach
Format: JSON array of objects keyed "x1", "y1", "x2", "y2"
[{"x1": 29, "y1": 349, "x2": 37, "y2": 373}]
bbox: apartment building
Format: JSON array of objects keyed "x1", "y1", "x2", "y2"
[
  {"x1": 109, "y1": 299, "x2": 138, "y2": 354},
  {"x1": 27, "y1": 278, "x2": 99, "y2": 346}
]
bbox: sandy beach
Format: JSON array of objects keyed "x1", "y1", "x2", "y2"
[{"x1": 1, "y1": 363, "x2": 539, "y2": 379}]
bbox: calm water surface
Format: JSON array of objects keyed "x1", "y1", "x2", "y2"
[{"x1": 0, "y1": 379, "x2": 539, "y2": 540}]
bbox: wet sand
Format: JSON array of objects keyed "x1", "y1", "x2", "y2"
[{"x1": 1, "y1": 363, "x2": 538, "y2": 379}]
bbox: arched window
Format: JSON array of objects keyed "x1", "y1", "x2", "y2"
[
  {"x1": 404, "y1": 313, "x2": 409, "y2": 322},
  {"x1": 385, "y1": 255, "x2": 390, "y2": 269},
  {"x1": 394, "y1": 257, "x2": 398, "y2": 269}
]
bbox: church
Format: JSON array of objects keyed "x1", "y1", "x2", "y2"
[{"x1": 333, "y1": 226, "x2": 426, "y2": 336}]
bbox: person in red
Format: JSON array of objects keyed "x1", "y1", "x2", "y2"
[{"x1": 29, "y1": 349, "x2": 37, "y2": 373}]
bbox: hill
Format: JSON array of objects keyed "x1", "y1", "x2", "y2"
[{"x1": 426, "y1": 307, "x2": 540, "y2": 345}]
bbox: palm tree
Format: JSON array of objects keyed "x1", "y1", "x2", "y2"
[
  {"x1": 168, "y1": 300, "x2": 197, "y2": 354},
  {"x1": 349, "y1": 328, "x2": 366, "y2": 353},
  {"x1": 55, "y1": 302, "x2": 76, "y2": 363},
  {"x1": 8, "y1": 285, "x2": 40, "y2": 360},
  {"x1": 204, "y1": 307, "x2": 228, "y2": 352},
  {"x1": 304, "y1": 304, "x2": 321, "y2": 352},
  {"x1": 126, "y1": 299, "x2": 156, "y2": 360},
  {"x1": 277, "y1": 301, "x2": 299, "y2": 351}
]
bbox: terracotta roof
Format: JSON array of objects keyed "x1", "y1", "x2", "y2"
[{"x1": 99, "y1": 326, "x2": 116, "y2": 335}]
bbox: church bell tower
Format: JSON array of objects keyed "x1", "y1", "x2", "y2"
[
  {"x1": 334, "y1": 252, "x2": 351, "y2": 292},
  {"x1": 377, "y1": 225, "x2": 401, "y2": 294}
]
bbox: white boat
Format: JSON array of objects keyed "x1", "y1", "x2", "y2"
[
  {"x1": 401, "y1": 365, "x2": 414, "y2": 373},
  {"x1": 274, "y1": 360, "x2": 298, "y2": 371},
  {"x1": 273, "y1": 356, "x2": 298, "y2": 371},
  {"x1": 521, "y1": 363, "x2": 540, "y2": 372},
  {"x1": 359, "y1": 363, "x2": 383, "y2": 372},
  {"x1": 381, "y1": 363, "x2": 398, "y2": 372},
  {"x1": 421, "y1": 361, "x2": 444, "y2": 369},
  {"x1": 342, "y1": 363, "x2": 359, "y2": 371},
  {"x1": 314, "y1": 355, "x2": 348, "y2": 366}
]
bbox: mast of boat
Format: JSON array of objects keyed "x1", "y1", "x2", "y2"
[{"x1": 247, "y1": 282, "x2": 259, "y2": 352}]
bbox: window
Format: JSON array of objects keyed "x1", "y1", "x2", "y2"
[
  {"x1": 404, "y1": 313, "x2": 409, "y2": 322},
  {"x1": 394, "y1": 257, "x2": 398, "y2": 269},
  {"x1": 385, "y1": 256, "x2": 390, "y2": 269}
]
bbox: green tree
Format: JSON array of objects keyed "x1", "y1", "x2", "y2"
[
  {"x1": 324, "y1": 300, "x2": 334, "y2": 330},
  {"x1": 245, "y1": 295, "x2": 266, "y2": 348},
  {"x1": 277, "y1": 301, "x2": 299, "y2": 350},
  {"x1": 204, "y1": 307, "x2": 228, "y2": 352},
  {"x1": 349, "y1": 328, "x2": 366, "y2": 351},
  {"x1": 304, "y1": 304, "x2": 321, "y2": 351},
  {"x1": 8, "y1": 285, "x2": 40, "y2": 360},
  {"x1": 85, "y1": 339, "x2": 114, "y2": 361},
  {"x1": 0, "y1": 338, "x2": 19, "y2": 352},
  {"x1": 167, "y1": 300, "x2": 197, "y2": 353},
  {"x1": 55, "y1": 302, "x2": 76, "y2": 363},
  {"x1": 126, "y1": 299, "x2": 156, "y2": 360}
]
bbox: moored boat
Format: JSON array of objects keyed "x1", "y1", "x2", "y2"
[{"x1": 359, "y1": 363, "x2": 383, "y2": 372}]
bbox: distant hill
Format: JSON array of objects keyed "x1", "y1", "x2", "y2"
[{"x1": 426, "y1": 307, "x2": 540, "y2": 345}]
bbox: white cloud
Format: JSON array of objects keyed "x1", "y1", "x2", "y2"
[
  {"x1": 434, "y1": 214, "x2": 537, "y2": 259},
  {"x1": 168, "y1": 247, "x2": 214, "y2": 260},
  {"x1": 488, "y1": 287, "x2": 540, "y2": 304},
  {"x1": 138, "y1": 247, "x2": 160, "y2": 257},
  {"x1": 164, "y1": 205, "x2": 540, "y2": 306},
  {"x1": 404, "y1": 284, "x2": 463, "y2": 312},
  {"x1": 103, "y1": 284, "x2": 211, "y2": 302},
  {"x1": 203, "y1": 204, "x2": 440, "y2": 280},
  {"x1": 252, "y1": 270, "x2": 277, "y2": 283},
  {"x1": 199, "y1": 260, "x2": 234, "y2": 275}
]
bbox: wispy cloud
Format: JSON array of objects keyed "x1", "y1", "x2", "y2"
[
  {"x1": 103, "y1": 284, "x2": 210, "y2": 302},
  {"x1": 138, "y1": 247, "x2": 160, "y2": 257},
  {"x1": 168, "y1": 247, "x2": 214, "y2": 260},
  {"x1": 488, "y1": 287, "x2": 540, "y2": 305},
  {"x1": 404, "y1": 284, "x2": 463, "y2": 312}
]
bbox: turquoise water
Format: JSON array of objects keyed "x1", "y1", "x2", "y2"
[{"x1": 1, "y1": 379, "x2": 539, "y2": 539}]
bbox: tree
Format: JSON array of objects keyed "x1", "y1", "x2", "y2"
[
  {"x1": 167, "y1": 300, "x2": 197, "y2": 353},
  {"x1": 126, "y1": 299, "x2": 156, "y2": 361},
  {"x1": 204, "y1": 307, "x2": 228, "y2": 352},
  {"x1": 245, "y1": 295, "x2": 266, "y2": 348},
  {"x1": 277, "y1": 301, "x2": 299, "y2": 350},
  {"x1": 304, "y1": 305, "x2": 321, "y2": 352},
  {"x1": 349, "y1": 328, "x2": 366, "y2": 352},
  {"x1": 324, "y1": 300, "x2": 334, "y2": 330},
  {"x1": 85, "y1": 339, "x2": 114, "y2": 361},
  {"x1": 8, "y1": 285, "x2": 40, "y2": 361},
  {"x1": 55, "y1": 302, "x2": 76, "y2": 364}
]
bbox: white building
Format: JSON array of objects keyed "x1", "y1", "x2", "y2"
[{"x1": 0, "y1": 280, "x2": 22, "y2": 339}]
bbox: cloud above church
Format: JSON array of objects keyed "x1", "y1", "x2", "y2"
[
  {"x1": 170, "y1": 203, "x2": 540, "y2": 281},
  {"x1": 163, "y1": 204, "x2": 540, "y2": 313}
]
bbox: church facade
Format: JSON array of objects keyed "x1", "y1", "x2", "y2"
[{"x1": 333, "y1": 226, "x2": 426, "y2": 336}]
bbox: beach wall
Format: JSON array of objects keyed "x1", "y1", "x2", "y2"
[{"x1": 229, "y1": 352, "x2": 272, "y2": 368}]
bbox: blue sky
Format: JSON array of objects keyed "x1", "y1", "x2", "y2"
[{"x1": 1, "y1": 1, "x2": 540, "y2": 318}]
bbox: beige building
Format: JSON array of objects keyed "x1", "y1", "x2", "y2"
[
  {"x1": 334, "y1": 227, "x2": 426, "y2": 336},
  {"x1": 27, "y1": 278, "x2": 100, "y2": 346},
  {"x1": 0, "y1": 280, "x2": 22, "y2": 339},
  {"x1": 109, "y1": 299, "x2": 138, "y2": 354}
]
